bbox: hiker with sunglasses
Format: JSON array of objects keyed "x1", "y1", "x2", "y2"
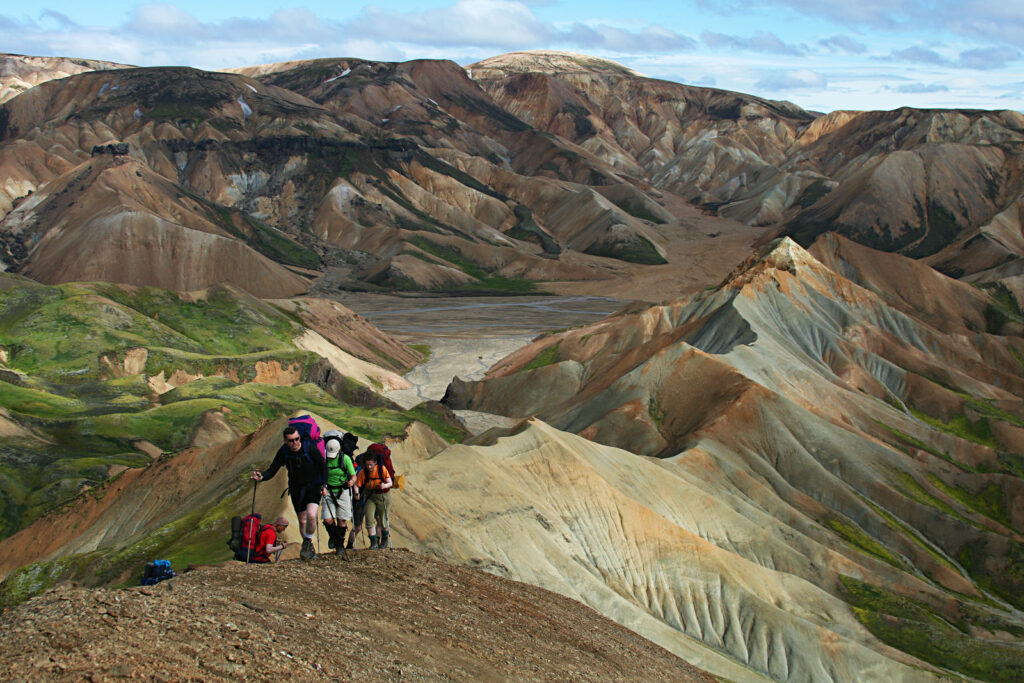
[{"x1": 251, "y1": 426, "x2": 328, "y2": 560}]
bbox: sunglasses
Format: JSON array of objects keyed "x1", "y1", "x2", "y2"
[{"x1": 285, "y1": 437, "x2": 301, "y2": 443}]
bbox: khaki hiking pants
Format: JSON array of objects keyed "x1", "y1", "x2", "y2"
[{"x1": 364, "y1": 491, "x2": 392, "y2": 528}]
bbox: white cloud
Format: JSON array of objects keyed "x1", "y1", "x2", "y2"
[
  {"x1": 895, "y1": 82, "x2": 949, "y2": 93},
  {"x1": 957, "y1": 46, "x2": 1020, "y2": 70},
  {"x1": 702, "y1": 30, "x2": 804, "y2": 55},
  {"x1": 889, "y1": 46, "x2": 949, "y2": 65},
  {"x1": 707, "y1": 1, "x2": 1024, "y2": 48},
  {"x1": 350, "y1": 0, "x2": 551, "y2": 48},
  {"x1": 818, "y1": 35, "x2": 867, "y2": 54},
  {"x1": 126, "y1": 4, "x2": 204, "y2": 38},
  {"x1": 754, "y1": 68, "x2": 827, "y2": 91}
]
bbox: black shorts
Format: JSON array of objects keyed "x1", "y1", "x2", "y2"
[{"x1": 289, "y1": 483, "x2": 321, "y2": 514}]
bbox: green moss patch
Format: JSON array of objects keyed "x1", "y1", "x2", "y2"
[
  {"x1": 408, "y1": 237, "x2": 538, "y2": 293},
  {"x1": 523, "y1": 342, "x2": 561, "y2": 372},
  {"x1": 910, "y1": 408, "x2": 997, "y2": 449},
  {"x1": 873, "y1": 418, "x2": 978, "y2": 472},
  {"x1": 893, "y1": 470, "x2": 984, "y2": 529},
  {"x1": 404, "y1": 403, "x2": 469, "y2": 444},
  {"x1": 839, "y1": 575, "x2": 1024, "y2": 682},
  {"x1": 956, "y1": 539, "x2": 1024, "y2": 610},
  {"x1": 823, "y1": 515, "x2": 908, "y2": 570},
  {"x1": 407, "y1": 344, "x2": 431, "y2": 361},
  {"x1": 926, "y1": 477, "x2": 1012, "y2": 530}
]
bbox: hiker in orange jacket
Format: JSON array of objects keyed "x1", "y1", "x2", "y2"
[{"x1": 355, "y1": 450, "x2": 392, "y2": 549}]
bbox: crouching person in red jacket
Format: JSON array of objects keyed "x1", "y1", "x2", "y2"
[{"x1": 252, "y1": 517, "x2": 289, "y2": 563}]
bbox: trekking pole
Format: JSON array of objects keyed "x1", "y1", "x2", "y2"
[{"x1": 245, "y1": 479, "x2": 258, "y2": 564}]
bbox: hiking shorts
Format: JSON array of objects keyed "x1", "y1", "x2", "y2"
[
  {"x1": 289, "y1": 483, "x2": 322, "y2": 515},
  {"x1": 321, "y1": 488, "x2": 352, "y2": 522},
  {"x1": 364, "y1": 492, "x2": 392, "y2": 529}
]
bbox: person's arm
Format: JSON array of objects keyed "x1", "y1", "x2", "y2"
[
  {"x1": 380, "y1": 465, "x2": 393, "y2": 492},
  {"x1": 252, "y1": 447, "x2": 285, "y2": 481},
  {"x1": 343, "y1": 455, "x2": 357, "y2": 488},
  {"x1": 266, "y1": 538, "x2": 285, "y2": 554}
]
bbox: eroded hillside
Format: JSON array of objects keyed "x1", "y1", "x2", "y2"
[{"x1": 440, "y1": 236, "x2": 1024, "y2": 681}]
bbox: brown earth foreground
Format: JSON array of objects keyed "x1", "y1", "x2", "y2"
[{"x1": 0, "y1": 549, "x2": 712, "y2": 682}]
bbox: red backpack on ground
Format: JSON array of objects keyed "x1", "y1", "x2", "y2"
[{"x1": 238, "y1": 513, "x2": 270, "y2": 561}]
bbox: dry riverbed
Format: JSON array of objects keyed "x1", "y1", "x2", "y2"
[{"x1": 333, "y1": 294, "x2": 623, "y2": 432}]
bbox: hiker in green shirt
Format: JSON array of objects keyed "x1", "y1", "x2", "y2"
[{"x1": 321, "y1": 431, "x2": 357, "y2": 556}]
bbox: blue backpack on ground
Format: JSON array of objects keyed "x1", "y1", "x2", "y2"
[{"x1": 141, "y1": 559, "x2": 176, "y2": 585}]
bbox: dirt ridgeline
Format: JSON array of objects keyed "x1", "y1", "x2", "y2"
[{"x1": 0, "y1": 549, "x2": 713, "y2": 682}]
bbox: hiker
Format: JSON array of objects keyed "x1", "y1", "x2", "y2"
[
  {"x1": 347, "y1": 441, "x2": 394, "y2": 549},
  {"x1": 252, "y1": 426, "x2": 328, "y2": 560},
  {"x1": 321, "y1": 431, "x2": 356, "y2": 555},
  {"x1": 355, "y1": 449, "x2": 392, "y2": 549},
  {"x1": 365, "y1": 443, "x2": 395, "y2": 547},
  {"x1": 252, "y1": 517, "x2": 289, "y2": 563}
]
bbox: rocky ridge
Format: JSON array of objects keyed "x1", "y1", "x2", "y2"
[{"x1": 0, "y1": 550, "x2": 712, "y2": 681}]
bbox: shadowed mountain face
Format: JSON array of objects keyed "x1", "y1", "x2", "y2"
[{"x1": 442, "y1": 236, "x2": 1024, "y2": 680}]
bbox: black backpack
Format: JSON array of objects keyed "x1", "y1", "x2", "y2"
[{"x1": 141, "y1": 560, "x2": 176, "y2": 585}]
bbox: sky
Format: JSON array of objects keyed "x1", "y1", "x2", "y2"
[{"x1": 3, "y1": 0, "x2": 1024, "y2": 112}]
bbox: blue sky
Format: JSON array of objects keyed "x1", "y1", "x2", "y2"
[{"x1": 3, "y1": 0, "x2": 1024, "y2": 112}]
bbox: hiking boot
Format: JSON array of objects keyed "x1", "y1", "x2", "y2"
[
  {"x1": 380, "y1": 530, "x2": 390, "y2": 548},
  {"x1": 300, "y1": 538, "x2": 315, "y2": 560},
  {"x1": 327, "y1": 530, "x2": 336, "y2": 550},
  {"x1": 369, "y1": 535, "x2": 379, "y2": 549}
]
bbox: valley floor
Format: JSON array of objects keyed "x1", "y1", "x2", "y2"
[{"x1": 338, "y1": 293, "x2": 623, "y2": 431}]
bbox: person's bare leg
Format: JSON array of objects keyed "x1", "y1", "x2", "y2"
[{"x1": 304, "y1": 503, "x2": 319, "y2": 538}]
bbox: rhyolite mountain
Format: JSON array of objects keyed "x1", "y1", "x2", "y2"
[
  {"x1": 3, "y1": 50, "x2": 1024, "y2": 301},
  {"x1": 3, "y1": 49, "x2": 1024, "y2": 683},
  {"x1": 441, "y1": 235, "x2": 1024, "y2": 680}
]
